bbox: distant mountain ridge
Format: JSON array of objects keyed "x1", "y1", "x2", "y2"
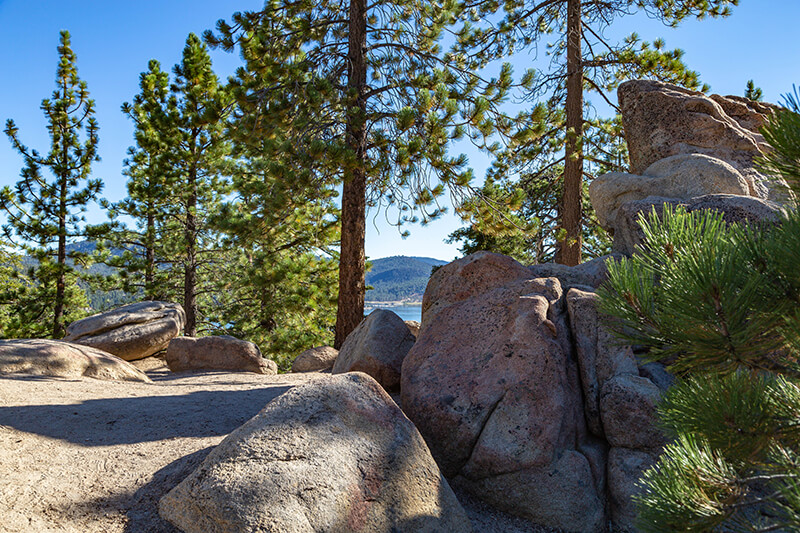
[{"x1": 365, "y1": 255, "x2": 448, "y2": 302}]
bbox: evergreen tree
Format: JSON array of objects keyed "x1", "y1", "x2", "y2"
[
  {"x1": 209, "y1": 1, "x2": 529, "y2": 347},
  {"x1": 745, "y1": 79, "x2": 764, "y2": 101},
  {"x1": 461, "y1": 0, "x2": 737, "y2": 265},
  {"x1": 165, "y1": 33, "x2": 231, "y2": 336},
  {"x1": 597, "y1": 89, "x2": 800, "y2": 531},
  {"x1": 0, "y1": 30, "x2": 100, "y2": 338}
]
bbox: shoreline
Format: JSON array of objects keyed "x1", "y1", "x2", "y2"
[{"x1": 364, "y1": 301, "x2": 422, "y2": 307}]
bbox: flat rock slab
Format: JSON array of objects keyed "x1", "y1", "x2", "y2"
[
  {"x1": 0, "y1": 339, "x2": 150, "y2": 382},
  {"x1": 0, "y1": 371, "x2": 328, "y2": 533}
]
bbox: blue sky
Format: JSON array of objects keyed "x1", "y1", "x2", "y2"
[{"x1": 0, "y1": 0, "x2": 798, "y2": 261}]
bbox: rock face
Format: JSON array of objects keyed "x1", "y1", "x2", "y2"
[
  {"x1": 166, "y1": 335, "x2": 276, "y2": 374},
  {"x1": 332, "y1": 309, "x2": 416, "y2": 391},
  {"x1": 617, "y1": 79, "x2": 785, "y2": 202},
  {"x1": 0, "y1": 339, "x2": 151, "y2": 382},
  {"x1": 589, "y1": 153, "x2": 751, "y2": 229},
  {"x1": 159, "y1": 372, "x2": 473, "y2": 533},
  {"x1": 64, "y1": 301, "x2": 185, "y2": 361},
  {"x1": 292, "y1": 345, "x2": 338, "y2": 373},
  {"x1": 610, "y1": 193, "x2": 784, "y2": 255},
  {"x1": 402, "y1": 252, "x2": 605, "y2": 532},
  {"x1": 529, "y1": 253, "x2": 623, "y2": 290}
]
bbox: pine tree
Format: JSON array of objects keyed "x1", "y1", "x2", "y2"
[
  {"x1": 745, "y1": 79, "x2": 764, "y2": 101},
  {"x1": 597, "y1": 89, "x2": 800, "y2": 531},
  {"x1": 0, "y1": 30, "x2": 101, "y2": 338},
  {"x1": 461, "y1": 0, "x2": 738, "y2": 265},
  {"x1": 166, "y1": 34, "x2": 231, "y2": 336},
  {"x1": 208, "y1": 1, "x2": 528, "y2": 347}
]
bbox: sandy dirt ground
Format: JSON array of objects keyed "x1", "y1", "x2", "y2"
[{"x1": 0, "y1": 361, "x2": 550, "y2": 533}]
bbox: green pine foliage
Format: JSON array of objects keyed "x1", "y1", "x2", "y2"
[
  {"x1": 745, "y1": 79, "x2": 764, "y2": 101},
  {"x1": 597, "y1": 88, "x2": 800, "y2": 531},
  {"x1": 0, "y1": 31, "x2": 100, "y2": 338}
]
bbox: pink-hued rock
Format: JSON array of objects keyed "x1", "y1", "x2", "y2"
[
  {"x1": 0, "y1": 339, "x2": 150, "y2": 382},
  {"x1": 332, "y1": 309, "x2": 415, "y2": 391},
  {"x1": 600, "y1": 373, "x2": 665, "y2": 451},
  {"x1": 166, "y1": 336, "x2": 276, "y2": 375},
  {"x1": 617, "y1": 79, "x2": 787, "y2": 203},
  {"x1": 159, "y1": 373, "x2": 473, "y2": 533},
  {"x1": 608, "y1": 447, "x2": 659, "y2": 532},
  {"x1": 292, "y1": 345, "x2": 338, "y2": 373},
  {"x1": 64, "y1": 301, "x2": 185, "y2": 361},
  {"x1": 401, "y1": 252, "x2": 605, "y2": 532}
]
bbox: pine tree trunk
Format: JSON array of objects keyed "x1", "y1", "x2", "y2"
[
  {"x1": 334, "y1": 0, "x2": 368, "y2": 349},
  {"x1": 184, "y1": 159, "x2": 198, "y2": 337},
  {"x1": 557, "y1": 0, "x2": 583, "y2": 266},
  {"x1": 145, "y1": 209, "x2": 155, "y2": 301},
  {"x1": 53, "y1": 210, "x2": 67, "y2": 339}
]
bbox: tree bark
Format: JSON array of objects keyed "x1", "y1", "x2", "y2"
[
  {"x1": 335, "y1": 0, "x2": 368, "y2": 349},
  {"x1": 557, "y1": 0, "x2": 583, "y2": 266},
  {"x1": 53, "y1": 188, "x2": 67, "y2": 339},
  {"x1": 184, "y1": 156, "x2": 198, "y2": 337},
  {"x1": 145, "y1": 208, "x2": 155, "y2": 301}
]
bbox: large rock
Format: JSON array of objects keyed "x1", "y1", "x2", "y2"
[
  {"x1": 611, "y1": 193, "x2": 784, "y2": 255},
  {"x1": 600, "y1": 373, "x2": 665, "y2": 451},
  {"x1": 332, "y1": 309, "x2": 416, "y2": 391},
  {"x1": 0, "y1": 339, "x2": 150, "y2": 382},
  {"x1": 567, "y1": 288, "x2": 638, "y2": 437},
  {"x1": 618, "y1": 79, "x2": 787, "y2": 202},
  {"x1": 159, "y1": 372, "x2": 473, "y2": 533},
  {"x1": 64, "y1": 301, "x2": 185, "y2": 361},
  {"x1": 401, "y1": 252, "x2": 605, "y2": 532},
  {"x1": 165, "y1": 335, "x2": 276, "y2": 374},
  {"x1": 589, "y1": 153, "x2": 751, "y2": 229},
  {"x1": 529, "y1": 253, "x2": 623, "y2": 290},
  {"x1": 607, "y1": 447, "x2": 659, "y2": 532},
  {"x1": 292, "y1": 345, "x2": 338, "y2": 373}
]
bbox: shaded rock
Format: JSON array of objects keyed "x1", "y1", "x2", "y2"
[
  {"x1": 0, "y1": 338, "x2": 150, "y2": 382},
  {"x1": 638, "y1": 359, "x2": 675, "y2": 392},
  {"x1": 292, "y1": 345, "x2": 338, "y2": 373},
  {"x1": 404, "y1": 320, "x2": 421, "y2": 338},
  {"x1": 165, "y1": 335, "x2": 275, "y2": 374},
  {"x1": 402, "y1": 252, "x2": 605, "y2": 532},
  {"x1": 64, "y1": 301, "x2": 185, "y2": 361},
  {"x1": 607, "y1": 447, "x2": 658, "y2": 532},
  {"x1": 589, "y1": 153, "x2": 751, "y2": 230},
  {"x1": 332, "y1": 309, "x2": 416, "y2": 391},
  {"x1": 600, "y1": 374, "x2": 664, "y2": 450},
  {"x1": 618, "y1": 79, "x2": 787, "y2": 202},
  {"x1": 611, "y1": 193, "x2": 784, "y2": 255},
  {"x1": 567, "y1": 288, "x2": 638, "y2": 437},
  {"x1": 159, "y1": 372, "x2": 473, "y2": 533},
  {"x1": 528, "y1": 253, "x2": 624, "y2": 290}
]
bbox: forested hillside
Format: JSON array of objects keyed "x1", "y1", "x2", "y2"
[{"x1": 365, "y1": 256, "x2": 447, "y2": 302}]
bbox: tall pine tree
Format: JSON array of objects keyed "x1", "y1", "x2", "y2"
[
  {"x1": 461, "y1": 0, "x2": 738, "y2": 265},
  {"x1": 0, "y1": 30, "x2": 100, "y2": 338},
  {"x1": 209, "y1": 0, "x2": 529, "y2": 346}
]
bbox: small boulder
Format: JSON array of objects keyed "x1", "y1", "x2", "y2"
[
  {"x1": 64, "y1": 301, "x2": 185, "y2": 361},
  {"x1": 165, "y1": 335, "x2": 275, "y2": 374},
  {"x1": 404, "y1": 320, "x2": 421, "y2": 338},
  {"x1": 600, "y1": 373, "x2": 664, "y2": 451},
  {"x1": 0, "y1": 339, "x2": 150, "y2": 382},
  {"x1": 292, "y1": 345, "x2": 338, "y2": 373},
  {"x1": 159, "y1": 372, "x2": 473, "y2": 533},
  {"x1": 332, "y1": 309, "x2": 416, "y2": 391}
]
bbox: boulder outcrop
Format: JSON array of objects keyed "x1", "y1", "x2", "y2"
[
  {"x1": 617, "y1": 79, "x2": 786, "y2": 202},
  {"x1": 165, "y1": 335, "x2": 277, "y2": 374},
  {"x1": 64, "y1": 301, "x2": 185, "y2": 361},
  {"x1": 0, "y1": 339, "x2": 150, "y2": 382},
  {"x1": 292, "y1": 345, "x2": 338, "y2": 373},
  {"x1": 332, "y1": 309, "x2": 416, "y2": 391},
  {"x1": 401, "y1": 252, "x2": 606, "y2": 532},
  {"x1": 159, "y1": 372, "x2": 473, "y2": 533}
]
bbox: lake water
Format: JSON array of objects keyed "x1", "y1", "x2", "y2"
[{"x1": 364, "y1": 305, "x2": 422, "y2": 322}]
